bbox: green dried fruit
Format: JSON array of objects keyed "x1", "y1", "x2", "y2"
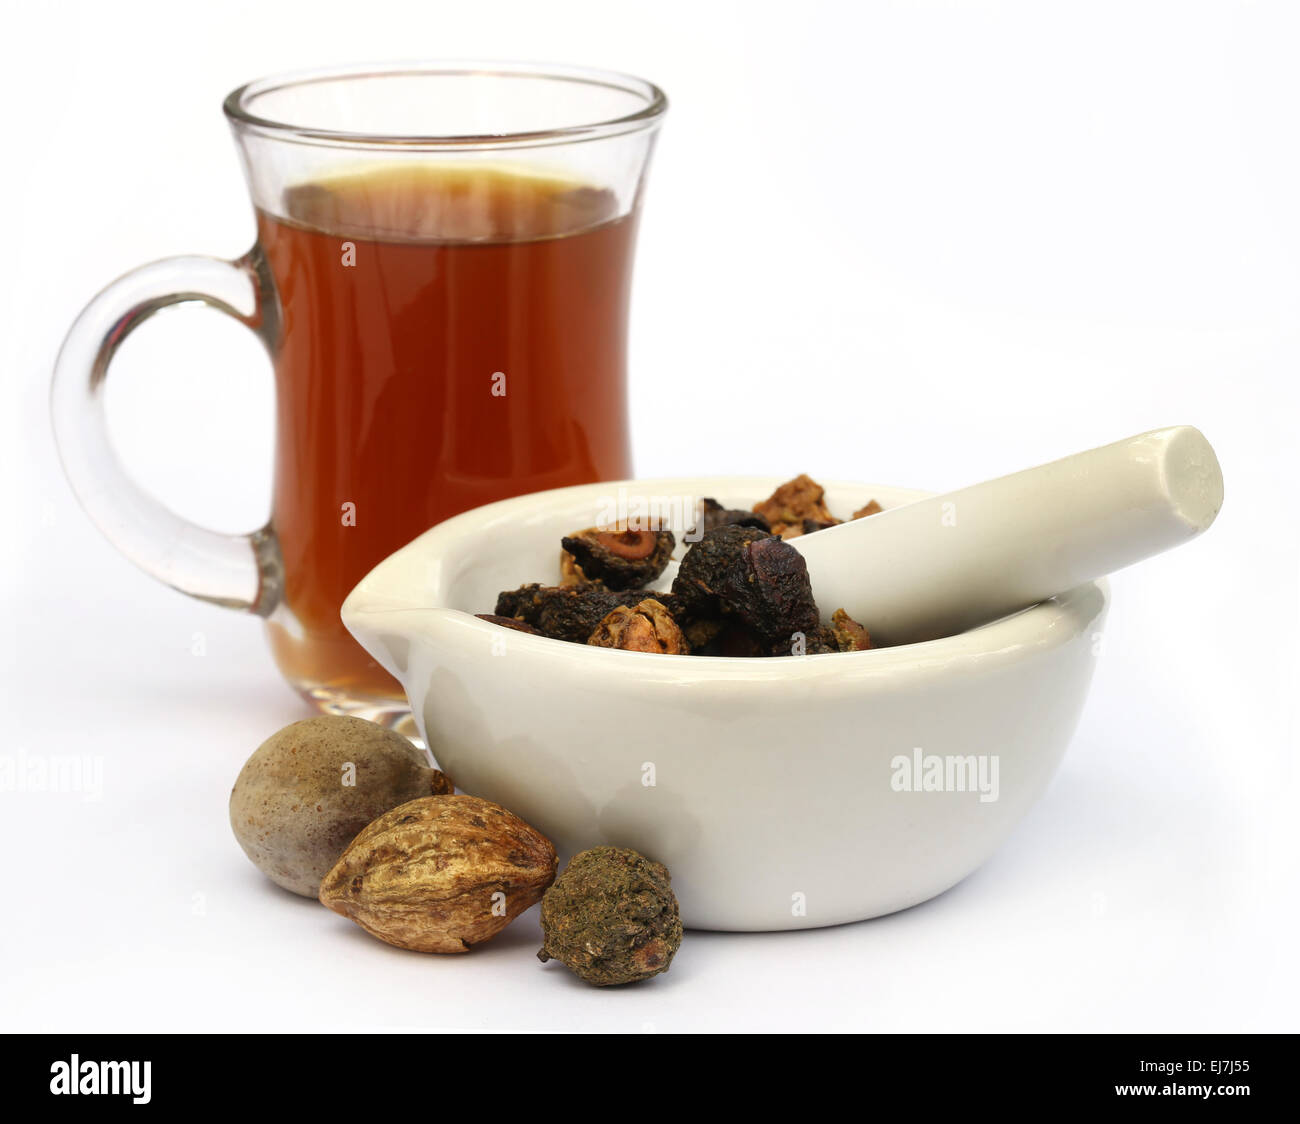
[
  {"x1": 538, "y1": 846, "x2": 683, "y2": 986},
  {"x1": 229, "y1": 716, "x2": 453, "y2": 898}
]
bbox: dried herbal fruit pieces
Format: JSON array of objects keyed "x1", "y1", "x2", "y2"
[
  {"x1": 829, "y1": 608, "x2": 871, "y2": 651},
  {"x1": 671, "y1": 524, "x2": 774, "y2": 618},
  {"x1": 672, "y1": 527, "x2": 820, "y2": 653},
  {"x1": 494, "y1": 584, "x2": 686, "y2": 644},
  {"x1": 682, "y1": 616, "x2": 725, "y2": 653},
  {"x1": 538, "y1": 846, "x2": 682, "y2": 986},
  {"x1": 319, "y1": 795, "x2": 557, "y2": 954},
  {"x1": 716, "y1": 536, "x2": 821, "y2": 649},
  {"x1": 697, "y1": 497, "x2": 771, "y2": 533},
  {"x1": 719, "y1": 624, "x2": 769, "y2": 657},
  {"x1": 753, "y1": 473, "x2": 836, "y2": 539},
  {"x1": 560, "y1": 526, "x2": 675, "y2": 590},
  {"x1": 789, "y1": 610, "x2": 870, "y2": 655},
  {"x1": 535, "y1": 587, "x2": 626, "y2": 643},
  {"x1": 487, "y1": 481, "x2": 884, "y2": 656},
  {"x1": 588, "y1": 599, "x2": 689, "y2": 654},
  {"x1": 494, "y1": 583, "x2": 547, "y2": 622}
]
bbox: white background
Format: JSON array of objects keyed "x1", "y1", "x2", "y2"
[{"x1": 2, "y1": 0, "x2": 1296, "y2": 1032}]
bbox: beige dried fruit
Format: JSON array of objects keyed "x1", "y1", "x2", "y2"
[
  {"x1": 229, "y1": 715, "x2": 453, "y2": 898},
  {"x1": 830, "y1": 607, "x2": 872, "y2": 651},
  {"x1": 319, "y1": 795, "x2": 558, "y2": 953},
  {"x1": 588, "y1": 598, "x2": 689, "y2": 654},
  {"x1": 753, "y1": 473, "x2": 836, "y2": 540}
]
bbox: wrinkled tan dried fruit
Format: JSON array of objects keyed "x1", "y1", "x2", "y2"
[
  {"x1": 588, "y1": 598, "x2": 689, "y2": 654},
  {"x1": 754, "y1": 473, "x2": 836, "y2": 540},
  {"x1": 319, "y1": 795, "x2": 558, "y2": 953},
  {"x1": 229, "y1": 716, "x2": 453, "y2": 898},
  {"x1": 830, "y1": 607, "x2": 872, "y2": 651}
]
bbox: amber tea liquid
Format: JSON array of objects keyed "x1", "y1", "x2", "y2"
[{"x1": 257, "y1": 166, "x2": 636, "y2": 706}]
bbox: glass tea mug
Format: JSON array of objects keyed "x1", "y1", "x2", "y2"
[{"x1": 51, "y1": 63, "x2": 666, "y2": 725}]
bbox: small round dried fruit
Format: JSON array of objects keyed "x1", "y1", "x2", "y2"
[
  {"x1": 229, "y1": 716, "x2": 453, "y2": 898},
  {"x1": 538, "y1": 846, "x2": 683, "y2": 986},
  {"x1": 587, "y1": 598, "x2": 689, "y2": 654}
]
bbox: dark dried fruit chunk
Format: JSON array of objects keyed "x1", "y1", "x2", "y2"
[
  {"x1": 494, "y1": 583, "x2": 547, "y2": 622},
  {"x1": 697, "y1": 497, "x2": 771, "y2": 534},
  {"x1": 682, "y1": 616, "x2": 725, "y2": 653},
  {"x1": 671, "y1": 524, "x2": 773, "y2": 618},
  {"x1": 715, "y1": 536, "x2": 820, "y2": 648},
  {"x1": 681, "y1": 618, "x2": 767, "y2": 657},
  {"x1": 484, "y1": 483, "x2": 880, "y2": 658},
  {"x1": 720, "y1": 623, "x2": 768, "y2": 657},
  {"x1": 537, "y1": 587, "x2": 633, "y2": 643},
  {"x1": 475, "y1": 614, "x2": 542, "y2": 635},
  {"x1": 754, "y1": 474, "x2": 836, "y2": 540},
  {"x1": 588, "y1": 599, "x2": 690, "y2": 654},
  {"x1": 538, "y1": 846, "x2": 682, "y2": 987},
  {"x1": 560, "y1": 526, "x2": 675, "y2": 590},
  {"x1": 495, "y1": 584, "x2": 687, "y2": 644}
]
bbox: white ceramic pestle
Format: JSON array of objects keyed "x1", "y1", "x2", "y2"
[{"x1": 659, "y1": 426, "x2": 1223, "y2": 647}]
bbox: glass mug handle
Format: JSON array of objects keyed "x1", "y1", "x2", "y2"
[{"x1": 51, "y1": 253, "x2": 283, "y2": 615}]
